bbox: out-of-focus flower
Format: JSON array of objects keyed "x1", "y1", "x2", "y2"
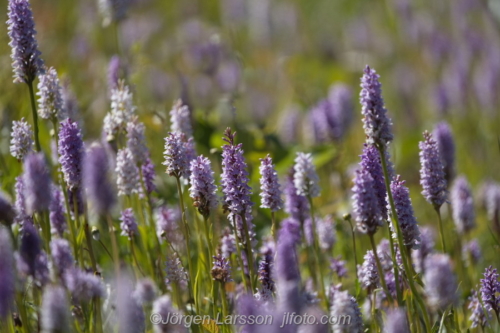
[
  {"x1": 284, "y1": 170, "x2": 310, "y2": 223},
  {"x1": 116, "y1": 148, "x2": 141, "y2": 196},
  {"x1": 169, "y1": 99, "x2": 192, "y2": 137},
  {"x1": 330, "y1": 289, "x2": 363, "y2": 333},
  {"x1": 98, "y1": 0, "x2": 131, "y2": 26},
  {"x1": 293, "y1": 152, "x2": 320, "y2": 198},
  {"x1": 419, "y1": 131, "x2": 447, "y2": 208},
  {"x1": 119, "y1": 208, "x2": 138, "y2": 239},
  {"x1": 41, "y1": 285, "x2": 71, "y2": 333},
  {"x1": 358, "y1": 250, "x2": 379, "y2": 293},
  {"x1": 126, "y1": 118, "x2": 149, "y2": 165},
  {"x1": 103, "y1": 81, "x2": 136, "y2": 140},
  {"x1": 37, "y1": 67, "x2": 66, "y2": 120},
  {"x1": 259, "y1": 155, "x2": 283, "y2": 212},
  {"x1": 432, "y1": 122, "x2": 455, "y2": 183},
  {"x1": 10, "y1": 118, "x2": 33, "y2": 161},
  {"x1": 22, "y1": 152, "x2": 51, "y2": 214},
  {"x1": 424, "y1": 254, "x2": 457, "y2": 310},
  {"x1": 451, "y1": 176, "x2": 475, "y2": 234},
  {"x1": 64, "y1": 267, "x2": 104, "y2": 303},
  {"x1": 0, "y1": 226, "x2": 14, "y2": 319},
  {"x1": 384, "y1": 309, "x2": 409, "y2": 333}
]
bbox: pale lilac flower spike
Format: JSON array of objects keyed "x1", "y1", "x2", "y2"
[
  {"x1": 0, "y1": 226, "x2": 15, "y2": 320},
  {"x1": 37, "y1": 67, "x2": 67, "y2": 120},
  {"x1": 170, "y1": 99, "x2": 193, "y2": 137},
  {"x1": 360, "y1": 65, "x2": 393, "y2": 148},
  {"x1": 7, "y1": 0, "x2": 44, "y2": 84},
  {"x1": 40, "y1": 285, "x2": 71, "y2": 333},
  {"x1": 126, "y1": 118, "x2": 149, "y2": 165},
  {"x1": 259, "y1": 154, "x2": 283, "y2": 212},
  {"x1": 116, "y1": 148, "x2": 141, "y2": 196},
  {"x1": 189, "y1": 155, "x2": 218, "y2": 218},
  {"x1": 451, "y1": 176, "x2": 476, "y2": 234},
  {"x1": 432, "y1": 121, "x2": 455, "y2": 183},
  {"x1": 419, "y1": 131, "x2": 447, "y2": 208},
  {"x1": 293, "y1": 152, "x2": 320, "y2": 198},
  {"x1": 480, "y1": 265, "x2": 500, "y2": 317},
  {"x1": 10, "y1": 118, "x2": 33, "y2": 161},
  {"x1": 163, "y1": 132, "x2": 189, "y2": 179},
  {"x1": 330, "y1": 289, "x2": 363, "y2": 333},
  {"x1": 352, "y1": 169, "x2": 383, "y2": 235},
  {"x1": 424, "y1": 254, "x2": 457, "y2": 310},
  {"x1": 120, "y1": 208, "x2": 138, "y2": 239},
  {"x1": 22, "y1": 152, "x2": 52, "y2": 214},
  {"x1": 58, "y1": 119, "x2": 84, "y2": 191}
]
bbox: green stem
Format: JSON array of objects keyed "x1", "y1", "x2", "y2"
[
  {"x1": 307, "y1": 196, "x2": 327, "y2": 309},
  {"x1": 106, "y1": 214, "x2": 120, "y2": 278},
  {"x1": 369, "y1": 234, "x2": 394, "y2": 304},
  {"x1": 27, "y1": 81, "x2": 41, "y2": 152},
  {"x1": 435, "y1": 207, "x2": 447, "y2": 253},
  {"x1": 344, "y1": 215, "x2": 358, "y2": 281},
  {"x1": 241, "y1": 214, "x2": 256, "y2": 292},
  {"x1": 271, "y1": 211, "x2": 277, "y2": 241},
  {"x1": 377, "y1": 145, "x2": 431, "y2": 330}
]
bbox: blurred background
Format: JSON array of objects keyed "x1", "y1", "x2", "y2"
[{"x1": 1, "y1": 0, "x2": 500, "y2": 266}]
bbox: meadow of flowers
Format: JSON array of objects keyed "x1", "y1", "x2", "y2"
[{"x1": 1, "y1": 0, "x2": 500, "y2": 332}]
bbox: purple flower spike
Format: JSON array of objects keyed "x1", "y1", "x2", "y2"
[
  {"x1": 14, "y1": 176, "x2": 27, "y2": 222},
  {"x1": 152, "y1": 295, "x2": 186, "y2": 333},
  {"x1": 256, "y1": 241, "x2": 275, "y2": 301},
  {"x1": 359, "y1": 143, "x2": 392, "y2": 220},
  {"x1": 64, "y1": 267, "x2": 104, "y2": 303},
  {"x1": 358, "y1": 250, "x2": 379, "y2": 293},
  {"x1": 480, "y1": 266, "x2": 500, "y2": 316},
  {"x1": 284, "y1": 170, "x2": 310, "y2": 223},
  {"x1": 141, "y1": 156, "x2": 156, "y2": 194},
  {"x1": 259, "y1": 155, "x2": 283, "y2": 212},
  {"x1": 116, "y1": 274, "x2": 145, "y2": 333},
  {"x1": 220, "y1": 128, "x2": 254, "y2": 242},
  {"x1": 0, "y1": 227, "x2": 14, "y2": 319},
  {"x1": 211, "y1": 253, "x2": 232, "y2": 283},
  {"x1": 83, "y1": 143, "x2": 116, "y2": 215},
  {"x1": 468, "y1": 289, "x2": 491, "y2": 329},
  {"x1": 107, "y1": 55, "x2": 126, "y2": 92},
  {"x1": 360, "y1": 65, "x2": 393, "y2": 148},
  {"x1": 49, "y1": 186, "x2": 66, "y2": 237},
  {"x1": 424, "y1": 254, "x2": 457, "y2": 310},
  {"x1": 170, "y1": 99, "x2": 193, "y2": 137},
  {"x1": 126, "y1": 118, "x2": 149, "y2": 165},
  {"x1": 412, "y1": 227, "x2": 435, "y2": 274},
  {"x1": 7, "y1": 0, "x2": 44, "y2": 84},
  {"x1": 37, "y1": 67, "x2": 66, "y2": 120},
  {"x1": 165, "y1": 254, "x2": 188, "y2": 285},
  {"x1": 116, "y1": 148, "x2": 141, "y2": 196},
  {"x1": 189, "y1": 155, "x2": 218, "y2": 218},
  {"x1": 293, "y1": 152, "x2": 320, "y2": 198},
  {"x1": 330, "y1": 289, "x2": 364, "y2": 333},
  {"x1": 328, "y1": 83, "x2": 354, "y2": 139},
  {"x1": 419, "y1": 131, "x2": 448, "y2": 208},
  {"x1": 304, "y1": 215, "x2": 336, "y2": 250},
  {"x1": 58, "y1": 119, "x2": 84, "y2": 190},
  {"x1": 330, "y1": 256, "x2": 348, "y2": 279},
  {"x1": 390, "y1": 175, "x2": 421, "y2": 250},
  {"x1": 22, "y1": 152, "x2": 51, "y2": 214},
  {"x1": 103, "y1": 82, "x2": 136, "y2": 140},
  {"x1": 17, "y1": 220, "x2": 41, "y2": 277},
  {"x1": 463, "y1": 239, "x2": 481, "y2": 266},
  {"x1": 41, "y1": 285, "x2": 71, "y2": 333},
  {"x1": 133, "y1": 278, "x2": 157, "y2": 304},
  {"x1": 451, "y1": 176, "x2": 476, "y2": 234},
  {"x1": 432, "y1": 122, "x2": 455, "y2": 183},
  {"x1": 50, "y1": 238, "x2": 74, "y2": 277},
  {"x1": 163, "y1": 132, "x2": 189, "y2": 179},
  {"x1": 0, "y1": 191, "x2": 15, "y2": 226},
  {"x1": 385, "y1": 309, "x2": 409, "y2": 333},
  {"x1": 120, "y1": 208, "x2": 138, "y2": 239},
  {"x1": 10, "y1": 118, "x2": 33, "y2": 161},
  {"x1": 352, "y1": 169, "x2": 383, "y2": 235},
  {"x1": 155, "y1": 206, "x2": 182, "y2": 246}
]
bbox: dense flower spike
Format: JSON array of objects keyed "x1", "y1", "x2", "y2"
[
  {"x1": 360, "y1": 65, "x2": 393, "y2": 148},
  {"x1": 480, "y1": 266, "x2": 500, "y2": 315},
  {"x1": 385, "y1": 309, "x2": 410, "y2": 333},
  {"x1": 120, "y1": 208, "x2": 138, "y2": 239},
  {"x1": 256, "y1": 242, "x2": 275, "y2": 301},
  {"x1": 330, "y1": 256, "x2": 348, "y2": 279},
  {"x1": 419, "y1": 131, "x2": 448, "y2": 208},
  {"x1": 412, "y1": 227, "x2": 435, "y2": 274},
  {"x1": 40, "y1": 285, "x2": 71, "y2": 333},
  {"x1": 64, "y1": 267, "x2": 104, "y2": 303},
  {"x1": 463, "y1": 239, "x2": 482, "y2": 266},
  {"x1": 103, "y1": 81, "x2": 136, "y2": 139},
  {"x1": 451, "y1": 176, "x2": 476, "y2": 234},
  {"x1": 10, "y1": 118, "x2": 33, "y2": 160},
  {"x1": 0, "y1": 227, "x2": 14, "y2": 319},
  {"x1": 259, "y1": 155, "x2": 283, "y2": 212},
  {"x1": 293, "y1": 152, "x2": 320, "y2": 197},
  {"x1": 424, "y1": 254, "x2": 457, "y2": 310},
  {"x1": 22, "y1": 152, "x2": 51, "y2": 214},
  {"x1": 17, "y1": 220, "x2": 41, "y2": 277},
  {"x1": 155, "y1": 206, "x2": 182, "y2": 246},
  {"x1": 141, "y1": 156, "x2": 156, "y2": 194},
  {"x1": 304, "y1": 215, "x2": 336, "y2": 250},
  {"x1": 83, "y1": 143, "x2": 116, "y2": 215},
  {"x1": 163, "y1": 132, "x2": 189, "y2": 179},
  {"x1": 58, "y1": 119, "x2": 84, "y2": 190},
  {"x1": 284, "y1": 170, "x2": 310, "y2": 222},
  {"x1": 126, "y1": 118, "x2": 149, "y2": 165},
  {"x1": 189, "y1": 155, "x2": 218, "y2": 217},
  {"x1": 358, "y1": 250, "x2": 379, "y2": 292},
  {"x1": 352, "y1": 169, "x2": 383, "y2": 234},
  {"x1": 432, "y1": 121, "x2": 455, "y2": 183},
  {"x1": 468, "y1": 289, "x2": 491, "y2": 329},
  {"x1": 7, "y1": 0, "x2": 44, "y2": 83},
  {"x1": 330, "y1": 289, "x2": 364, "y2": 333},
  {"x1": 116, "y1": 148, "x2": 141, "y2": 196},
  {"x1": 220, "y1": 128, "x2": 254, "y2": 240},
  {"x1": 49, "y1": 186, "x2": 66, "y2": 237},
  {"x1": 359, "y1": 143, "x2": 391, "y2": 220},
  {"x1": 14, "y1": 176, "x2": 27, "y2": 222},
  {"x1": 170, "y1": 99, "x2": 193, "y2": 137},
  {"x1": 211, "y1": 253, "x2": 232, "y2": 283},
  {"x1": 107, "y1": 55, "x2": 126, "y2": 92},
  {"x1": 37, "y1": 67, "x2": 66, "y2": 120},
  {"x1": 165, "y1": 254, "x2": 188, "y2": 285},
  {"x1": 390, "y1": 175, "x2": 421, "y2": 249},
  {"x1": 329, "y1": 83, "x2": 354, "y2": 139},
  {"x1": 50, "y1": 238, "x2": 74, "y2": 277}
]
